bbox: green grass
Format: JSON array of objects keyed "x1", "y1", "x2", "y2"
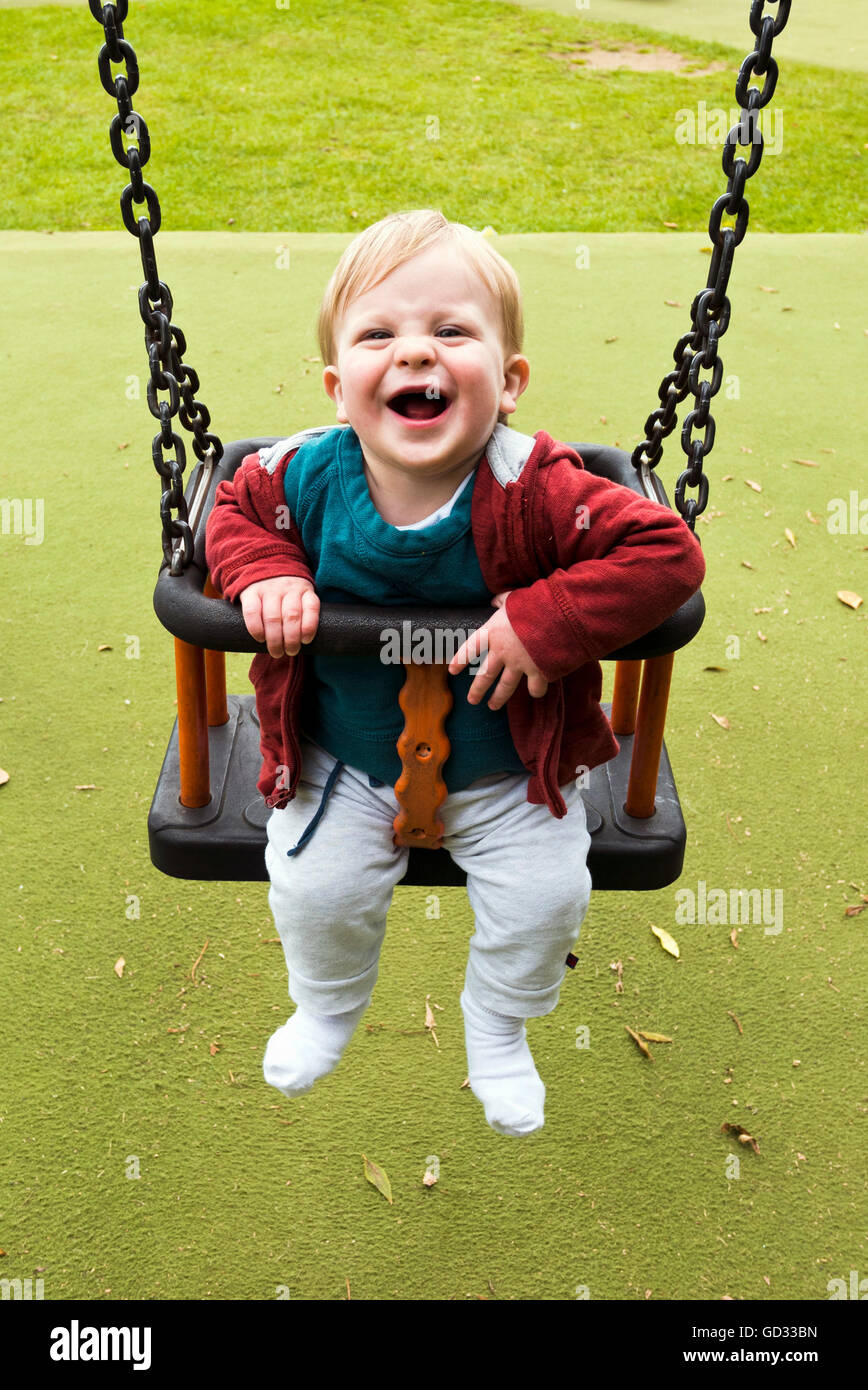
[{"x1": 2, "y1": 0, "x2": 865, "y2": 233}]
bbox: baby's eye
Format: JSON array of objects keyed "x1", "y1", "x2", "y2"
[
  {"x1": 436, "y1": 326, "x2": 465, "y2": 337},
  {"x1": 361, "y1": 329, "x2": 392, "y2": 341}
]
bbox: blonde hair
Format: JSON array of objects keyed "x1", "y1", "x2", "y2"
[{"x1": 317, "y1": 210, "x2": 524, "y2": 423}]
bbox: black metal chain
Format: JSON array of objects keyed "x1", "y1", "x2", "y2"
[
  {"x1": 89, "y1": 0, "x2": 223, "y2": 573},
  {"x1": 632, "y1": 0, "x2": 791, "y2": 530}
]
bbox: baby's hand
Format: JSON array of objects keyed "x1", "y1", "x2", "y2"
[
  {"x1": 239, "y1": 576, "x2": 320, "y2": 658},
  {"x1": 448, "y1": 591, "x2": 549, "y2": 709}
]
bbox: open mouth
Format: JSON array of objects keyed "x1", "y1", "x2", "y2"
[{"x1": 387, "y1": 390, "x2": 450, "y2": 421}]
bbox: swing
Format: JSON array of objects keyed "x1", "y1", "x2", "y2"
[{"x1": 89, "y1": 0, "x2": 790, "y2": 895}]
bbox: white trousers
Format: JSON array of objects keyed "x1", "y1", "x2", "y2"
[{"x1": 265, "y1": 738, "x2": 592, "y2": 1019}]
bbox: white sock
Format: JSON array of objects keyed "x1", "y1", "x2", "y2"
[
  {"x1": 460, "y1": 988, "x2": 545, "y2": 1136},
  {"x1": 263, "y1": 999, "x2": 369, "y2": 1098}
]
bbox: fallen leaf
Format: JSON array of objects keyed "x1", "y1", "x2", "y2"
[
  {"x1": 113, "y1": 957, "x2": 125, "y2": 979},
  {"x1": 727, "y1": 1010, "x2": 744, "y2": 1035},
  {"x1": 844, "y1": 904, "x2": 866, "y2": 917},
  {"x1": 650, "y1": 924, "x2": 680, "y2": 958},
  {"x1": 745, "y1": 479, "x2": 763, "y2": 493},
  {"x1": 785, "y1": 528, "x2": 797, "y2": 548},
  {"x1": 739, "y1": 446, "x2": 753, "y2": 454},
  {"x1": 711, "y1": 713, "x2": 731, "y2": 729},
  {"x1": 662, "y1": 221, "x2": 678, "y2": 228},
  {"x1": 837, "y1": 590, "x2": 862, "y2": 610},
  {"x1": 757, "y1": 631, "x2": 767, "y2": 643},
  {"x1": 763, "y1": 1275, "x2": 771, "y2": 1286},
  {"x1": 626, "y1": 1025, "x2": 653, "y2": 1059},
  {"x1": 362, "y1": 1154, "x2": 393, "y2": 1204},
  {"x1": 758, "y1": 285, "x2": 778, "y2": 293},
  {"x1": 422, "y1": 1170, "x2": 438, "y2": 1188},
  {"x1": 74, "y1": 784, "x2": 97, "y2": 791},
  {"x1": 605, "y1": 336, "x2": 618, "y2": 343},
  {"x1": 0, "y1": 768, "x2": 9, "y2": 786},
  {"x1": 302, "y1": 355, "x2": 321, "y2": 363},
  {"x1": 729, "y1": 928, "x2": 739, "y2": 949},
  {"x1": 116, "y1": 441, "x2": 130, "y2": 450},
  {"x1": 209, "y1": 1042, "x2": 220, "y2": 1055},
  {"x1": 754, "y1": 606, "x2": 772, "y2": 614},
  {"x1": 610, "y1": 960, "x2": 624, "y2": 993},
  {"x1": 98, "y1": 644, "x2": 112, "y2": 652},
  {"x1": 703, "y1": 665, "x2": 726, "y2": 671},
  {"x1": 190, "y1": 939, "x2": 209, "y2": 981},
  {"x1": 720, "y1": 1122, "x2": 760, "y2": 1155},
  {"x1": 638, "y1": 1031, "x2": 672, "y2": 1043},
  {"x1": 741, "y1": 560, "x2": 755, "y2": 570},
  {"x1": 805, "y1": 510, "x2": 820, "y2": 524},
  {"x1": 793, "y1": 457, "x2": 819, "y2": 467},
  {"x1": 664, "y1": 299, "x2": 683, "y2": 307}
]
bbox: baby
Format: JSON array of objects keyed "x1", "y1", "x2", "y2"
[{"x1": 206, "y1": 209, "x2": 705, "y2": 1136}]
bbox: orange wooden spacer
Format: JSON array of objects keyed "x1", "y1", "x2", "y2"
[
  {"x1": 393, "y1": 661, "x2": 452, "y2": 850},
  {"x1": 624, "y1": 652, "x2": 675, "y2": 819},
  {"x1": 174, "y1": 636, "x2": 211, "y2": 808},
  {"x1": 203, "y1": 574, "x2": 229, "y2": 727},
  {"x1": 611, "y1": 658, "x2": 643, "y2": 735}
]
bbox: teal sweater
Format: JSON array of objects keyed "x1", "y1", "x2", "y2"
[{"x1": 284, "y1": 426, "x2": 525, "y2": 790}]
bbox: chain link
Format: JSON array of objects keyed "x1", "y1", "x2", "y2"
[
  {"x1": 90, "y1": 0, "x2": 223, "y2": 573},
  {"x1": 632, "y1": 0, "x2": 791, "y2": 529}
]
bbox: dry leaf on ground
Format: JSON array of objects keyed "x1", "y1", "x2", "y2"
[
  {"x1": 639, "y1": 1031, "x2": 673, "y2": 1043},
  {"x1": 745, "y1": 480, "x2": 763, "y2": 493},
  {"x1": 0, "y1": 769, "x2": 9, "y2": 786},
  {"x1": 650, "y1": 924, "x2": 680, "y2": 958},
  {"x1": 721, "y1": 1122, "x2": 760, "y2": 1155},
  {"x1": 362, "y1": 1154, "x2": 393, "y2": 1204},
  {"x1": 784, "y1": 528, "x2": 797, "y2": 548},
  {"x1": 711, "y1": 713, "x2": 731, "y2": 730},
  {"x1": 837, "y1": 591, "x2": 862, "y2": 610},
  {"x1": 113, "y1": 957, "x2": 125, "y2": 979},
  {"x1": 626, "y1": 1025, "x2": 653, "y2": 1059}
]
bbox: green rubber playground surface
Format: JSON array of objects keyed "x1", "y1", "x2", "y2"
[
  {"x1": 1, "y1": 229, "x2": 865, "y2": 1301},
  {"x1": 0, "y1": 0, "x2": 865, "y2": 1307}
]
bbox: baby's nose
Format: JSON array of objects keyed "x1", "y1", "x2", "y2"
[{"x1": 395, "y1": 337, "x2": 435, "y2": 367}]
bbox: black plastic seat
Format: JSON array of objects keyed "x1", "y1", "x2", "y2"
[{"x1": 148, "y1": 438, "x2": 705, "y2": 890}]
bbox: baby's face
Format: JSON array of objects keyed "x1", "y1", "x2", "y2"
[{"x1": 323, "y1": 243, "x2": 528, "y2": 481}]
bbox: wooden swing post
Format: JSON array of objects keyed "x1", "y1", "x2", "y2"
[
  {"x1": 624, "y1": 652, "x2": 675, "y2": 819},
  {"x1": 174, "y1": 637, "x2": 210, "y2": 808},
  {"x1": 611, "y1": 658, "x2": 643, "y2": 734}
]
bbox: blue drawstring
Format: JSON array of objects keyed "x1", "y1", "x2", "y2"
[{"x1": 285, "y1": 758, "x2": 345, "y2": 857}]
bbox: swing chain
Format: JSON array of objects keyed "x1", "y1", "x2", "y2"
[
  {"x1": 89, "y1": 0, "x2": 224, "y2": 574},
  {"x1": 632, "y1": 0, "x2": 791, "y2": 531}
]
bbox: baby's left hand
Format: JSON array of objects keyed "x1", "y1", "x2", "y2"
[{"x1": 448, "y1": 591, "x2": 549, "y2": 709}]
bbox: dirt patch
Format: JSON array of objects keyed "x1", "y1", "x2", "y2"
[{"x1": 552, "y1": 43, "x2": 727, "y2": 77}]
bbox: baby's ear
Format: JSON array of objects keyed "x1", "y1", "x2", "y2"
[{"x1": 322, "y1": 365, "x2": 348, "y2": 423}]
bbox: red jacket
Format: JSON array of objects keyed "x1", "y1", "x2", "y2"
[{"x1": 205, "y1": 426, "x2": 706, "y2": 818}]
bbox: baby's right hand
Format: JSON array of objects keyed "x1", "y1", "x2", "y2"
[{"x1": 239, "y1": 576, "x2": 320, "y2": 658}]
